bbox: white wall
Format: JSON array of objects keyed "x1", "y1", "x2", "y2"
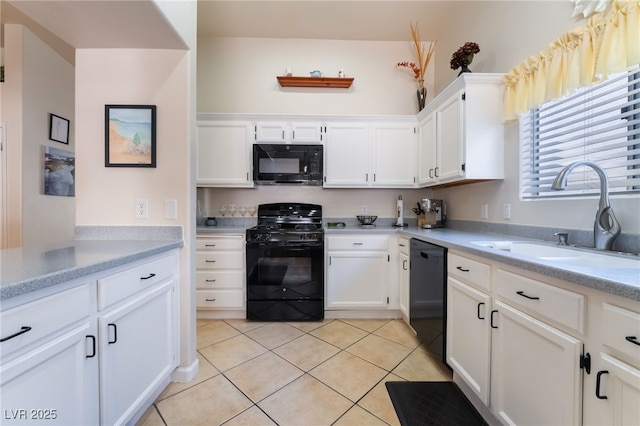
[
  {"x1": 1, "y1": 24, "x2": 75, "y2": 247},
  {"x1": 197, "y1": 37, "x2": 435, "y2": 115},
  {"x1": 197, "y1": 2, "x2": 640, "y2": 235}
]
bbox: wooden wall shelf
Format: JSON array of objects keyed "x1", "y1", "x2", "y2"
[{"x1": 277, "y1": 76, "x2": 354, "y2": 89}]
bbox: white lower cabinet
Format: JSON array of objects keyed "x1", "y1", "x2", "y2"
[
  {"x1": 0, "y1": 285, "x2": 98, "y2": 426},
  {"x1": 490, "y1": 300, "x2": 582, "y2": 426},
  {"x1": 0, "y1": 250, "x2": 179, "y2": 426},
  {"x1": 325, "y1": 235, "x2": 389, "y2": 309},
  {"x1": 99, "y1": 280, "x2": 176, "y2": 425},
  {"x1": 397, "y1": 237, "x2": 410, "y2": 322},
  {"x1": 196, "y1": 235, "x2": 245, "y2": 310},
  {"x1": 446, "y1": 277, "x2": 491, "y2": 405}
]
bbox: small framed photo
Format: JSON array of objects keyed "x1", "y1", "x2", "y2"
[
  {"x1": 105, "y1": 105, "x2": 156, "y2": 167},
  {"x1": 49, "y1": 113, "x2": 69, "y2": 144}
]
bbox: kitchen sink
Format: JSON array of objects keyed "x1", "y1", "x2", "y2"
[{"x1": 470, "y1": 241, "x2": 640, "y2": 270}]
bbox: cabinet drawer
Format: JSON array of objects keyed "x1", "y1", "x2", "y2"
[
  {"x1": 448, "y1": 252, "x2": 490, "y2": 291},
  {"x1": 197, "y1": 290, "x2": 244, "y2": 308},
  {"x1": 196, "y1": 236, "x2": 244, "y2": 251},
  {"x1": 495, "y1": 269, "x2": 584, "y2": 334},
  {"x1": 327, "y1": 235, "x2": 388, "y2": 251},
  {"x1": 602, "y1": 303, "x2": 640, "y2": 365},
  {"x1": 196, "y1": 252, "x2": 243, "y2": 270},
  {"x1": 0, "y1": 285, "x2": 91, "y2": 357},
  {"x1": 398, "y1": 237, "x2": 410, "y2": 256},
  {"x1": 196, "y1": 271, "x2": 244, "y2": 289},
  {"x1": 98, "y1": 253, "x2": 176, "y2": 310}
]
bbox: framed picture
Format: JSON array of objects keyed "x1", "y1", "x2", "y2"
[
  {"x1": 49, "y1": 113, "x2": 69, "y2": 144},
  {"x1": 105, "y1": 105, "x2": 156, "y2": 167},
  {"x1": 44, "y1": 146, "x2": 75, "y2": 197}
]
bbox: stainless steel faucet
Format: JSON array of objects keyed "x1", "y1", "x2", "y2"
[{"x1": 551, "y1": 160, "x2": 621, "y2": 250}]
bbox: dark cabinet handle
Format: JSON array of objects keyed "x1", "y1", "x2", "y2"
[
  {"x1": 402, "y1": 260, "x2": 408, "y2": 270},
  {"x1": 490, "y1": 310, "x2": 498, "y2": 329},
  {"x1": 596, "y1": 370, "x2": 609, "y2": 399},
  {"x1": 625, "y1": 336, "x2": 640, "y2": 346},
  {"x1": 434, "y1": 167, "x2": 439, "y2": 177},
  {"x1": 205, "y1": 244, "x2": 216, "y2": 247},
  {"x1": 420, "y1": 252, "x2": 429, "y2": 259},
  {"x1": 206, "y1": 259, "x2": 216, "y2": 263},
  {"x1": 108, "y1": 323, "x2": 118, "y2": 344},
  {"x1": 140, "y1": 273, "x2": 156, "y2": 280},
  {"x1": 206, "y1": 279, "x2": 216, "y2": 283},
  {"x1": 399, "y1": 243, "x2": 406, "y2": 247},
  {"x1": 86, "y1": 335, "x2": 96, "y2": 358},
  {"x1": 516, "y1": 291, "x2": 540, "y2": 300},
  {"x1": 429, "y1": 169, "x2": 434, "y2": 178},
  {"x1": 477, "y1": 303, "x2": 485, "y2": 320},
  {"x1": 353, "y1": 242, "x2": 363, "y2": 246},
  {"x1": 0, "y1": 326, "x2": 32, "y2": 342},
  {"x1": 456, "y1": 266, "x2": 469, "y2": 272},
  {"x1": 205, "y1": 298, "x2": 217, "y2": 302}
]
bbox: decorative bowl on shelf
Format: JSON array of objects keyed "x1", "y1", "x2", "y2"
[{"x1": 356, "y1": 215, "x2": 378, "y2": 225}]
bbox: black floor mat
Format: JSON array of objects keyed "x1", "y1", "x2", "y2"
[{"x1": 385, "y1": 381, "x2": 488, "y2": 426}]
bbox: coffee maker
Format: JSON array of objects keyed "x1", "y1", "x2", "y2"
[{"x1": 420, "y1": 199, "x2": 446, "y2": 228}]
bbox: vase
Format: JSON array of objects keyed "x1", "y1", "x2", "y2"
[
  {"x1": 458, "y1": 64, "x2": 472, "y2": 76},
  {"x1": 416, "y1": 86, "x2": 427, "y2": 112}
]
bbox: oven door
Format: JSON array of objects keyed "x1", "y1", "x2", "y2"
[{"x1": 246, "y1": 241, "x2": 324, "y2": 300}]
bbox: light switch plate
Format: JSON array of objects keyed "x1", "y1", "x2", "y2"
[{"x1": 164, "y1": 199, "x2": 177, "y2": 220}]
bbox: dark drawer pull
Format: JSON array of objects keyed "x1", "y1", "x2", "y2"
[
  {"x1": 86, "y1": 335, "x2": 96, "y2": 358},
  {"x1": 108, "y1": 323, "x2": 118, "y2": 344},
  {"x1": 205, "y1": 298, "x2": 217, "y2": 302},
  {"x1": 596, "y1": 370, "x2": 609, "y2": 399},
  {"x1": 140, "y1": 273, "x2": 156, "y2": 280},
  {"x1": 205, "y1": 244, "x2": 216, "y2": 247},
  {"x1": 456, "y1": 266, "x2": 469, "y2": 272},
  {"x1": 625, "y1": 336, "x2": 640, "y2": 346},
  {"x1": 516, "y1": 291, "x2": 540, "y2": 300},
  {"x1": 490, "y1": 310, "x2": 498, "y2": 329},
  {"x1": 402, "y1": 260, "x2": 408, "y2": 270},
  {"x1": 0, "y1": 326, "x2": 32, "y2": 342},
  {"x1": 477, "y1": 302, "x2": 485, "y2": 320},
  {"x1": 206, "y1": 260, "x2": 216, "y2": 263},
  {"x1": 353, "y1": 242, "x2": 363, "y2": 246},
  {"x1": 206, "y1": 279, "x2": 217, "y2": 283}
]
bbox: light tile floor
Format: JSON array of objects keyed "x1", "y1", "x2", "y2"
[{"x1": 137, "y1": 318, "x2": 452, "y2": 426}]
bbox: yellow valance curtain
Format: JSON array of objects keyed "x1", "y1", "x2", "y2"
[{"x1": 502, "y1": 0, "x2": 640, "y2": 121}]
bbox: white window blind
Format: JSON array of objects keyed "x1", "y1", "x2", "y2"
[{"x1": 520, "y1": 66, "x2": 640, "y2": 199}]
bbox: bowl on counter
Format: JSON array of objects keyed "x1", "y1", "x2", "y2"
[{"x1": 356, "y1": 215, "x2": 378, "y2": 225}]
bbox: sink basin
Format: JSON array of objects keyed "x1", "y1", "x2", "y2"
[{"x1": 471, "y1": 241, "x2": 640, "y2": 270}]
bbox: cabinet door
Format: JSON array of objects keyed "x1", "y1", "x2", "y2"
[
  {"x1": 586, "y1": 353, "x2": 640, "y2": 426},
  {"x1": 324, "y1": 123, "x2": 370, "y2": 187},
  {"x1": 418, "y1": 112, "x2": 437, "y2": 186},
  {"x1": 446, "y1": 277, "x2": 491, "y2": 405},
  {"x1": 371, "y1": 122, "x2": 417, "y2": 187},
  {"x1": 291, "y1": 123, "x2": 324, "y2": 143},
  {"x1": 436, "y1": 90, "x2": 465, "y2": 183},
  {"x1": 196, "y1": 121, "x2": 253, "y2": 187},
  {"x1": 398, "y1": 251, "x2": 410, "y2": 321},
  {"x1": 326, "y1": 252, "x2": 388, "y2": 308},
  {"x1": 99, "y1": 280, "x2": 176, "y2": 426},
  {"x1": 491, "y1": 300, "x2": 582, "y2": 426},
  {"x1": 0, "y1": 322, "x2": 99, "y2": 426},
  {"x1": 255, "y1": 122, "x2": 287, "y2": 142}
]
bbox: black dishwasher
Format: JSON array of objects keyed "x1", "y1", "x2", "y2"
[{"x1": 409, "y1": 238, "x2": 447, "y2": 364}]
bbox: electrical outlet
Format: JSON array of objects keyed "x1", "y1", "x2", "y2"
[
  {"x1": 136, "y1": 198, "x2": 149, "y2": 219},
  {"x1": 361, "y1": 205, "x2": 368, "y2": 214},
  {"x1": 503, "y1": 203, "x2": 511, "y2": 220},
  {"x1": 480, "y1": 204, "x2": 489, "y2": 219}
]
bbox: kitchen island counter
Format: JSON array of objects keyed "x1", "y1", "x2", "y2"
[{"x1": 1, "y1": 239, "x2": 183, "y2": 303}]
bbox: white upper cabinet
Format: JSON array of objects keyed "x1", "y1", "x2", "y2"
[
  {"x1": 254, "y1": 122, "x2": 324, "y2": 143},
  {"x1": 196, "y1": 120, "x2": 253, "y2": 187},
  {"x1": 417, "y1": 73, "x2": 504, "y2": 187},
  {"x1": 324, "y1": 122, "x2": 370, "y2": 187},
  {"x1": 324, "y1": 120, "x2": 418, "y2": 188}
]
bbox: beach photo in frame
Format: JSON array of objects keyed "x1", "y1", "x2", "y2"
[
  {"x1": 105, "y1": 105, "x2": 156, "y2": 167},
  {"x1": 44, "y1": 146, "x2": 75, "y2": 197},
  {"x1": 49, "y1": 113, "x2": 69, "y2": 144}
]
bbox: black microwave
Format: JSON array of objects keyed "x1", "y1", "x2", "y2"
[{"x1": 253, "y1": 144, "x2": 323, "y2": 185}]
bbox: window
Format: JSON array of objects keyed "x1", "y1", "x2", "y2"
[{"x1": 520, "y1": 66, "x2": 640, "y2": 199}]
